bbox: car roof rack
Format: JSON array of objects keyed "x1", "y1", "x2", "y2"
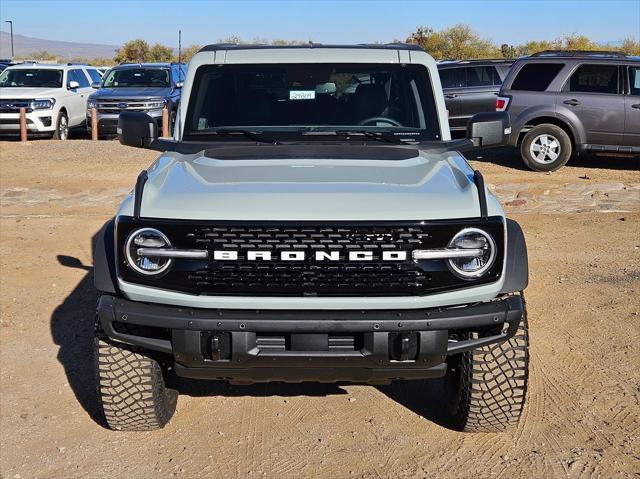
[
  {"x1": 438, "y1": 58, "x2": 514, "y2": 65},
  {"x1": 530, "y1": 50, "x2": 627, "y2": 58},
  {"x1": 198, "y1": 43, "x2": 424, "y2": 53}
]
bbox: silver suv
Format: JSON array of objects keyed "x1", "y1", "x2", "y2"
[
  {"x1": 93, "y1": 44, "x2": 529, "y2": 432},
  {"x1": 497, "y1": 50, "x2": 640, "y2": 171}
]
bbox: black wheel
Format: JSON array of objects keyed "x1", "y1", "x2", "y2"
[
  {"x1": 52, "y1": 111, "x2": 69, "y2": 140},
  {"x1": 443, "y1": 294, "x2": 529, "y2": 432},
  {"x1": 94, "y1": 320, "x2": 177, "y2": 431},
  {"x1": 520, "y1": 124, "x2": 572, "y2": 171}
]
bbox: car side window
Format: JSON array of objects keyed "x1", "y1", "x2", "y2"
[
  {"x1": 465, "y1": 66, "x2": 496, "y2": 87},
  {"x1": 629, "y1": 67, "x2": 640, "y2": 96},
  {"x1": 510, "y1": 63, "x2": 564, "y2": 91},
  {"x1": 439, "y1": 68, "x2": 464, "y2": 89},
  {"x1": 69, "y1": 68, "x2": 90, "y2": 88},
  {"x1": 86, "y1": 68, "x2": 102, "y2": 84},
  {"x1": 569, "y1": 64, "x2": 619, "y2": 94}
]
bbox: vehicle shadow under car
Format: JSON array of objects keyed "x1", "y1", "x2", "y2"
[
  {"x1": 466, "y1": 146, "x2": 640, "y2": 171},
  {"x1": 52, "y1": 250, "x2": 453, "y2": 431}
]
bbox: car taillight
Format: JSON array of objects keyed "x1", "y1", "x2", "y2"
[{"x1": 496, "y1": 96, "x2": 510, "y2": 112}]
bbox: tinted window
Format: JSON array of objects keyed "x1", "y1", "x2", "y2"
[
  {"x1": 569, "y1": 64, "x2": 619, "y2": 94},
  {"x1": 103, "y1": 68, "x2": 170, "y2": 87},
  {"x1": 86, "y1": 68, "x2": 102, "y2": 84},
  {"x1": 466, "y1": 66, "x2": 496, "y2": 87},
  {"x1": 439, "y1": 68, "x2": 464, "y2": 88},
  {"x1": 511, "y1": 63, "x2": 564, "y2": 91},
  {"x1": 0, "y1": 68, "x2": 63, "y2": 88},
  {"x1": 69, "y1": 69, "x2": 90, "y2": 88},
  {"x1": 630, "y1": 67, "x2": 640, "y2": 96},
  {"x1": 185, "y1": 63, "x2": 441, "y2": 141}
]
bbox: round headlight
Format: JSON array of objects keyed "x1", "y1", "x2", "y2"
[
  {"x1": 125, "y1": 228, "x2": 172, "y2": 275},
  {"x1": 447, "y1": 228, "x2": 496, "y2": 279}
]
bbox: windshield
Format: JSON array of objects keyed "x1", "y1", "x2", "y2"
[
  {"x1": 102, "y1": 68, "x2": 170, "y2": 88},
  {"x1": 184, "y1": 63, "x2": 441, "y2": 141},
  {"x1": 0, "y1": 68, "x2": 63, "y2": 88}
]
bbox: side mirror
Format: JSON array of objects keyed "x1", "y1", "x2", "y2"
[
  {"x1": 466, "y1": 112, "x2": 511, "y2": 148},
  {"x1": 118, "y1": 111, "x2": 158, "y2": 149},
  {"x1": 68, "y1": 80, "x2": 80, "y2": 90},
  {"x1": 175, "y1": 81, "x2": 184, "y2": 89},
  {"x1": 91, "y1": 81, "x2": 101, "y2": 89}
]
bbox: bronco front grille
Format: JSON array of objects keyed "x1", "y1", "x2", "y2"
[{"x1": 116, "y1": 217, "x2": 505, "y2": 296}]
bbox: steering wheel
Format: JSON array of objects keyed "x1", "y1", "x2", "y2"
[{"x1": 357, "y1": 116, "x2": 402, "y2": 127}]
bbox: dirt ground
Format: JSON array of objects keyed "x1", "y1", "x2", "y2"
[{"x1": 1, "y1": 140, "x2": 639, "y2": 478}]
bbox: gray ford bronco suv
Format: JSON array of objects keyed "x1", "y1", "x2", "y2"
[{"x1": 94, "y1": 44, "x2": 529, "y2": 432}]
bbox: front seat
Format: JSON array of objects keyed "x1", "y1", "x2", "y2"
[{"x1": 350, "y1": 84, "x2": 389, "y2": 123}]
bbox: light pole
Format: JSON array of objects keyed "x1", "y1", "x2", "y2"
[{"x1": 5, "y1": 20, "x2": 14, "y2": 59}]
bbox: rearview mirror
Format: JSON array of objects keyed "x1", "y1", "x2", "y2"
[
  {"x1": 68, "y1": 80, "x2": 80, "y2": 90},
  {"x1": 91, "y1": 81, "x2": 101, "y2": 89},
  {"x1": 118, "y1": 111, "x2": 158, "y2": 149},
  {"x1": 466, "y1": 112, "x2": 511, "y2": 148}
]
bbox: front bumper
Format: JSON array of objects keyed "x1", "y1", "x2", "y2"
[
  {"x1": 87, "y1": 110, "x2": 163, "y2": 135},
  {"x1": 0, "y1": 111, "x2": 55, "y2": 135},
  {"x1": 97, "y1": 294, "x2": 524, "y2": 384}
]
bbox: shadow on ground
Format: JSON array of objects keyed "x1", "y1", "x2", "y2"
[{"x1": 51, "y1": 251, "x2": 451, "y2": 430}]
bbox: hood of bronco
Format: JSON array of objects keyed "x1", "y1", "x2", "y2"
[{"x1": 120, "y1": 145, "x2": 500, "y2": 221}]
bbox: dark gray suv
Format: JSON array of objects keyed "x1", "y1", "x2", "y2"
[
  {"x1": 497, "y1": 51, "x2": 640, "y2": 171},
  {"x1": 438, "y1": 60, "x2": 513, "y2": 134}
]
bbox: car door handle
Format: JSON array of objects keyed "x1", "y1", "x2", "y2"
[
  {"x1": 563, "y1": 99, "x2": 581, "y2": 106},
  {"x1": 632, "y1": 104, "x2": 640, "y2": 109},
  {"x1": 445, "y1": 94, "x2": 458, "y2": 99}
]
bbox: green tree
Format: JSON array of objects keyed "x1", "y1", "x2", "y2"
[
  {"x1": 406, "y1": 24, "x2": 498, "y2": 60},
  {"x1": 219, "y1": 35, "x2": 244, "y2": 44},
  {"x1": 149, "y1": 43, "x2": 174, "y2": 62},
  {"x1": 114, "y1": 39, "x2": 150, "y2": 63},
  {"x1": 619, "y1": 37, "x2": 640, "y2": 55}
]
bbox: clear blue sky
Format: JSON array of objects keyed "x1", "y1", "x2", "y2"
[{"x1": 1, "y1": 0, "x2": 639, "y2": 47}]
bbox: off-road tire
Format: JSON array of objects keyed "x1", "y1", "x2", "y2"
[
  {"x1": 444, "y1": 294, "x2": 529, "y2": 432},
  {"x1": 521, "y1": 124, "x2": 572, "y2": 172},
  {"x1": 94, "y1": 323, "x2": 177, "y2": 431},
  {"x1": 52, "y1": 111, "x2": 69, "y2": 140}
]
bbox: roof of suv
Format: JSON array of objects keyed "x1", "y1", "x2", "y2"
[
  {"x1": 4, "y1": 63, "x2": 89, "y2": 70},
  {"x1": 437, "y1": 59, "x2": 514, "y2": 68},
  {"x1": 198, "y1": 43, "x2": 424, "y2": 53},
  {"x1": 516, "y1": 50, "x2": 639, "y2": 63},
  {"x1": 113, "y1": 63, "x2": 183, "y2": 69}
]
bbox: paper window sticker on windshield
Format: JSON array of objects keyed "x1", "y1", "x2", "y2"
[{"x1": 290, "y1": 90, "x2": 316, "y2": 101}]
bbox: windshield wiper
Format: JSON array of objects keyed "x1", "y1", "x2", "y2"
[
  {"x1": 301, "y1": 129, "x2": 416, "y2": 144},
  {"x1": 189, "y1": 129, "x2": 279, "y2": 144}
]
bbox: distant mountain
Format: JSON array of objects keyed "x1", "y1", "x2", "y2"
[{"x1": 0, "y1": 30, "x2": 120, "y2": 60}]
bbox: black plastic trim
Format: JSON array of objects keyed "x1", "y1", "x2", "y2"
[
  {"x1": 93, "y1": 218, "x2": 118, "y2": 294},
  {"x1": 473, "y1": 170, "x2": 488, "y2": 218},
  {"x1": 198, "y1": 43, "x2": 424, "y2": 53},
  {"x1": 133, "y1": 170, "x2": 148, "y2": 219},
  {"x1": 500, "y1": 219, "x2": 529, "y2": 294}
]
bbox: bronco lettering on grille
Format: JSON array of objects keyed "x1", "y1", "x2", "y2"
[{"x1": 212, "y1": 250, "x2": 408, "y2": 262}]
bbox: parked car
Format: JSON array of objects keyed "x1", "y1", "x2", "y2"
[
  {"x1": 93, "y1": 43, "x2": 530, "y2": 433},
  {"x1": 438, "y1": 59, "x2": 513, "y2": 135},
  {"x1": 87, "y1": 62, "x2": 186, "y2": 137},
  {"x1": 0, "y1": 63, "x2": 102, "y2": 139},
  {"x1": 497, "y1": 50, "x2": 640, "y2": 171}
]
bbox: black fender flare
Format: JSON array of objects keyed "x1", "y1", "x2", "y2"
[
  {"x1": 500, "y1": 218, "x2": 529, "y2": 294},
  {"x1": 93, "y1": 217, "x2": 118, "y2": 294}
]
